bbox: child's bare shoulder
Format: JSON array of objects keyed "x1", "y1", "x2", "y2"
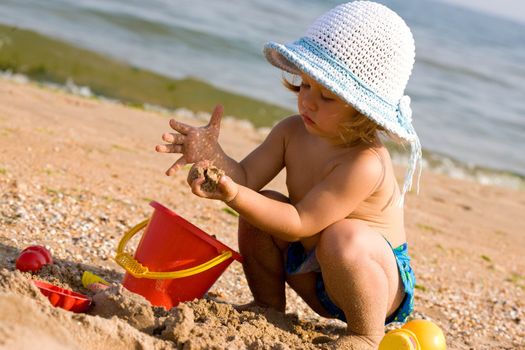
[
  {"x1": 266, "y1": 114, "x2": 303, "y2": 141},
  {"x1": 337, "y1": 147, "x2": 385, "y2": 185},
  {"x1": 273, "y1": 114, "x2": 302, "y2": 131}
]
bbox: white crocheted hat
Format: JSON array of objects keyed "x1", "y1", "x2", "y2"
[{"x1": 264, "y1": 1, "x2": 421, "y2": 200}]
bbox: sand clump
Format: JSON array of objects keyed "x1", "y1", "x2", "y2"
[
  {"x1": 0, "y1": 269, "x2": 40, "y2": 297},
  {"x1": 87, "y1": 284, "x2": 339, "y2": 349},
  {"x1": 0, "y1": 270, "x2": 172, "y2": 350},
  {"x1": 188, "y1": 165, "x2": 225, "y2": 193},
  {"x1": 0, "y1": 263, "x2": 342, "y2": 349},
  {"x1": 91, "y1": 283, "x2": 156, "y2": 332},
  {"x1": 154, "y1": 299, "x2": 338, "y2": 349},
  {"x1": 38, "y1": 262, "x2": 86, "y2": 290},
  {"x1": 159, "y1": 303, "x2": 195, "y2": 344},
  {"x1": 0, "y1": 265, "x2": 341, "y2": 349}
]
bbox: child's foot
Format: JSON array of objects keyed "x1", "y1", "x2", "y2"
[
  {"x1": 326, "y1": 335, "x2": 380, "y2": 350},
  {"x1": 233, "y1": 301, "x2": 288, "y2": 319},
  {"x1": 233, "y1": 300, "x2": 268, "y2": 312}
]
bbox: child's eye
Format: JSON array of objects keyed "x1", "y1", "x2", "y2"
[
  {"x1": 300, "y1": 82, "x2": 310, "y2": 89},
  {"x1": 321, "y1": 94, "x2": 335, "y2": 101}
]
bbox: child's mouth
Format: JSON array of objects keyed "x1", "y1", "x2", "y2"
[{"x1": 301, "y1": 114, "x2": 315, "y2": 125}]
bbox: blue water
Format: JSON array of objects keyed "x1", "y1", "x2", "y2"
[{"x1": 1, "y1": 0, "x2": 524, "y2": 179}]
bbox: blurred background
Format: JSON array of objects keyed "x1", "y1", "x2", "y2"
[{"x1": 0, "y1": 0, "x2": 524, "y2": 187}]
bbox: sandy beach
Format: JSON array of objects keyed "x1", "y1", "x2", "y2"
[{"x1": 0, "y1": 77, "x2": 524, "y2": 349}]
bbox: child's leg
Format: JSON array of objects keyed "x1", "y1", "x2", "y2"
[
  {"x1": 316, "y1": 219, "x2": 405, "y2": 346},
  {"x1": 237, "y1": 190, "x2": 290, "y2": 311}
]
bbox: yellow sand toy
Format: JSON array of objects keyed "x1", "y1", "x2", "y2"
[
  {"x1": 81, "y1": 271, "x2": 110, "y2": 288},
  {"x1": 379, "y1": 319, "x2": 447, "y2": 350}
]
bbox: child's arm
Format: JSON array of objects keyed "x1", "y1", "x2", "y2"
[
  {"x1": 156, "y1": 105, "x2": 288, "y2": 189},
  {"x1": 192, "y1": 150, "x2": 383, "y2": 241},
  {"x1": 238, "y1": 116, "x2": 294, "y2": 190}
]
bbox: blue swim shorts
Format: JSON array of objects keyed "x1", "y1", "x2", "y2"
[{"x1": 284, "y1": 240, "x2": 415, "y2": 324}]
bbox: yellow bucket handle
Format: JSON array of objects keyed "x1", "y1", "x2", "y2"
[{"x1": 115, "y1": 219, "x2": 232, "y2": 279}]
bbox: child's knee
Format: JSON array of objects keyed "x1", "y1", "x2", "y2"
[
  {"x1": 316, "y1": 220, "x2": 369, "y2": 265},
  {"x1": 238, "y1": 215, "x2": 288, "y2": 253},
  {"x1": 238, "y1": 215, "x2": 255, "y2": 233}
]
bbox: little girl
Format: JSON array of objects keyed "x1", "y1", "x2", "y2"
[{"x1": 156, "y1": 2, "x2": 420, "y2": 348}]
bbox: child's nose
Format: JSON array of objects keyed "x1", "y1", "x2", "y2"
[{"x1": 301, "y1": 93, "x2": 318, "y2": 111}]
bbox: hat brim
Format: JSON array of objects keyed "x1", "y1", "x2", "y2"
[{"x1": 263, "y1": 38, "x2": 418, "y2": 143}]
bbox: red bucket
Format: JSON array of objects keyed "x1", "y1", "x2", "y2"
[{"x1": 115, "y1": 201, "x2": 242, "y2": 309}]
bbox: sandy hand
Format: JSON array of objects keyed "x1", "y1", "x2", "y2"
[{"x1": 155, "y1": 104, "x2": 224, "y2": 175}]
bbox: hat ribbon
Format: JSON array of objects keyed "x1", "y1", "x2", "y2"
[{"x1": 397, "y1": 95, "x2": 422, "y2": 206}]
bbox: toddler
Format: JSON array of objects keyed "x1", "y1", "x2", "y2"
[{"x1": 156, "y1": 2, "x2": 420, "y2": 348}]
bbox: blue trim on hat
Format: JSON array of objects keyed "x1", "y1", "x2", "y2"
[{"x1": 297, "y1": 37, "x2": 396, "y2": 108}]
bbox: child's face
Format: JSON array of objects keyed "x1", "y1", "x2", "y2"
[{"x1": 297, "y1": 74, "x2": 359, "y2": 143}]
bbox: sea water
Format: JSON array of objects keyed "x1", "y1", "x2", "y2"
[{"x1": 0, "y1": 0, "x2": 524, "y2": 185}]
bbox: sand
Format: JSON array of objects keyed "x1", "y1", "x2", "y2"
[
  {"x1": 188, "y1": 164, "x2": 225, "y2": 193},
  {"x1": 0, "y1": 77, "x2": 524, "y2": 349}
]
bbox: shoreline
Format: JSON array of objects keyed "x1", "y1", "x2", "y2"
[
  {"x1": 1, "y1": 23, "x2": 524, "y2": 188},
  {"x1": 2, "y1": 69, "x2": 523, "y2": 191},
  {"x1": 0, "y1": 23, "x2": 292, "y2": 128}
]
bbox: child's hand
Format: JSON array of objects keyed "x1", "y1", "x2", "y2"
[
  {"x1": 156, "y1": 104, "x2": 223, "y2": 176},
  {"x1": 187, "y1": 162, "x2": 239, "y2": 202}
]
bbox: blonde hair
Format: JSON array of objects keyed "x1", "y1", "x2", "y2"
[{"x1": 282, "y1": 75, "x2": 386, "y2": 146}]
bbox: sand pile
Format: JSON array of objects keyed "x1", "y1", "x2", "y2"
[
  {"x1": 0, "y1": 270, "x2": 169, "y2": 350},
  {"x1": 0, "y1": 268, "x2": 342, "y2": 349},
  {"x1": 91, "y1": 284, "x2": 157, "y2": 333}
]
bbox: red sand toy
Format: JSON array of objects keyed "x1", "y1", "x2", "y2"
[
  {"x1": 16, "y1": 245, "x2": 53, "y2": 272},
  {"x1": 115, "y1": 201, "x2": 242, "y2": 309},
  {"x1": 33, "y1": 280, "x2": 92, "y2": 313}
]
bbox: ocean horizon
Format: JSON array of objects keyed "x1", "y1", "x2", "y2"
[{"x1": 1, "y1": 0, "x2": 524, "y2": 185}]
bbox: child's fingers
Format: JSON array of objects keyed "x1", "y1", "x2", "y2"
[
  {"x1": 190, "y1": 177, "x2": 207, "y2": 197},
  {"x1": 192, "y1": 182, "x2": 223, "y2": 200},
  {"x1": 189, "y1": 172, "x2": 224, "y2": 200},
  {"x1": 162, "y1": 132, "x2": 185, "y2": 144},
  {"x1": 166, "y1": 155, "x2": 187, "y2": 176},
  {"x1": 169, "y1": 119, "x2": 192, "y2": 135},
  {"x1": 155, "y1": 144, "x2": 183, "y2": 153},
  {"x1": 208, "y1": 104, "x2": 224, "y2": 129}
]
